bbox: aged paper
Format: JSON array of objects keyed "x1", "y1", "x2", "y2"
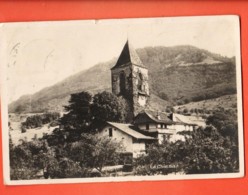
[{"x1": 0, "y1": 16, "x2": 243, "y2": 185}]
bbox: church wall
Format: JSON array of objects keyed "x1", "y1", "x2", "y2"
[
  {"x1": 132, "y1": 66, "x2": 149, "y2": 116},
  {"x1": 132, "y1": 66, "x2": 149, "y2": 95},
  {"x1": 111, "y1": 64, "x2": 133, "y2": 98},
  {"x1": 111, "y1": 65, "x2": 134, "y2": 121},
  {"x1": 111, "y1": 64, "x2": 150, "y2": 120}
]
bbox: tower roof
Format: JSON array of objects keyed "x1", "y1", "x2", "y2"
[{"x1": 111, "y1": 40, "x2": 146, "y2": 70}]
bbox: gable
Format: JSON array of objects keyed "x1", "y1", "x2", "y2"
[{"x1": 104, "y1": 121, "x2": 156, "y2": 140}]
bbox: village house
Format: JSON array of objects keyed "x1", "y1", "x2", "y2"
[
  {"x1": 134, "y1": 110, "x2": 198, "y2": 143},
  {"x1": 100, "y1": 40, "x2": 205, "y2": 157},
  {"x1": 99, "y1": 122, "x2": 156, "y2": 157}
]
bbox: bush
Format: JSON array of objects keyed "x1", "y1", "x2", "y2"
[
  {"x1": 123, "y1": 164, "x2": 133, "y2": 172},
  {"x1": 21, "y1": 112, "x2": 60, "y2": 129}
]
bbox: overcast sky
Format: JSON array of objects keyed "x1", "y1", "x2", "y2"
[{"x1": 1, "y1": 16, "x2": 240, "y2": 103}]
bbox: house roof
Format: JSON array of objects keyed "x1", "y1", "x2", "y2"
[
  {"x1": 134, "y1": 110, "x2": 174, "y2": 125},
  {"x1": 106, "y1": 121, "x2": 156, "y2": 140},
  {"x1": 111, "y1": 40, "x2": 146, "y2": 70}
]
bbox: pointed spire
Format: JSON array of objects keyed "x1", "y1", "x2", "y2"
[{"x1": 111, "y1": 40, "x2": 145, "y2": 70}]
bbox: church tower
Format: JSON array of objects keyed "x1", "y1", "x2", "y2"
[{"x1": 111, "y1": 40, "x2": 149, "y2": 121}]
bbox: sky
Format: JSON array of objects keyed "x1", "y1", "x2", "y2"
[{"x1": 0, "y1": 16, "x2": 240, "y2": 103}]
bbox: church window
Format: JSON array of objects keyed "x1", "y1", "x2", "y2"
[
  {"x1": 119, "y1": 72, "x2": 126, "y2": 94},
  {"x1": 146, "y1": 124, "x2": 149, "y2": 130}
]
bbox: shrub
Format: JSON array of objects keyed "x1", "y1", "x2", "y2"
[{"x1": 21, "y1": 112, "x2": 60, "y2": 129}]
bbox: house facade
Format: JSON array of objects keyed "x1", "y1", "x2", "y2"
[
  {"x1": 134, "y1": 110, "x2": 198, "y2": 143},
  {"x1": 99, "y1": 122, "x2": 156, "y2": 157}
]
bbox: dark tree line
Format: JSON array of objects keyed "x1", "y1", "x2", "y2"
[{"x1": 21, "y1": 112, "x2": 60, "y2": 131}]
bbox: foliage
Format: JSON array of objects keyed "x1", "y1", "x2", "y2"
[
  {"x1": 46, "y1": 158, "x2": 88, "y2": 179},
  {"x1": 10, "y1": 131, "x2": 123, "y2": 179},
  {"x1": 91, "y1": 91, "x2": 128, "y2": 129},
  {"x1": 9, "y1": 139, "x2": 52, "y2": 180},
  {"x1": 180, "y1": 127, "x2": 239, "y2": 174},
  {"x1": 59, "y1": 91, "x2": 128, "y2": 136},
  {"x1": 60, "y1": 91, "x2": 92, "y2": 133},
  {"x1": 21, "y1": 112, "x2": 60, "y2": 129},
  {"x1": 134, "y1": 141, "x2": 179, "y2": 175},
  {"x1": 159, "y1": 92, "x2": 169, "y2": 101},
  {"x1": 206, "y1": 110, "x2": 238, "y2": 143},
  {"x1": 67, "y1": 134, "x2": 123, "y2": 173},
  {"x1": 134, "y1": 123, "x2": 239, "y2": 175}
]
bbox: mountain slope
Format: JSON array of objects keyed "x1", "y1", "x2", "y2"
[
  {"x1": 174, "y1": 94, "x2": 237, "y2": 113},
  {"x1": 9, "y1": 45, "x2": 236, "y2": 113}
]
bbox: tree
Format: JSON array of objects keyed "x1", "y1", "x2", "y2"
[
  {"x1": 134, "y1": 141, "x2": 179, "y2": 176},
  {"x1": 68, "y1": 134, "x2": 123, "y2": 174},
  {"x1": 9, "y1": 139, "x2": 52, "y2": 180},
  {"x1": 183, "y1": 108, "x2": 189, "y2": 114},
  {"x1": 91, "y1": 91, "x2": 128, "y2": 130},
  {"x1": 21, "y1": 112, "x2": 60, "y2": 129},
  {"x1": 60, "y1": 91, "x2": 128, "y2": 134},
  {"x1": 206, "y1": 110, "x2": 238, "y2": 143},
  {"x1": 159, "y1": 92, "x2": 169, "y2": 101},
  {"x1": 60, "y1": 91, "x2": 93, "y2": 134},
  {"x1": 178, "y1": 127, "x2": 239, "y2": 174},
  {"x1": 134, "y1": 125, "x2": 239, "y2": 175}
]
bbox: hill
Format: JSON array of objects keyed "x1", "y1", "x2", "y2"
[
  {"x1": 137, "y1": 45, "x2": 236, "y2": 105},
  {"x1": 173, "y1": 94, "x2": 237, "y2": 113},
  {"x1": 9, "y1": 45, "x2": 237, "y2": 113}
]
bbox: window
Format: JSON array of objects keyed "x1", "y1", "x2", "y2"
[
  {"x1": 146, "y1": 124, "x2": 149, "y2": 130},
  {"x1": 119, "y1": 72, "x2": 126, "y2": 94},
  {"x1": 109, "y1": 128, "x2": 113, "y2": 137}
]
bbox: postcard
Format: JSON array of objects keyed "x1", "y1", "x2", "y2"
[{"x1": 0, "y1": 15, "x2": 244, "y2": 185}]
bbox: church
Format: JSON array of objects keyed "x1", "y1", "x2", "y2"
[{"x1": 99, "y1": 40, "x2": 205, "y2": 157}]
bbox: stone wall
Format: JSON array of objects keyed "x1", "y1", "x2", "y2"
[
  {"x1": 132, "y1": 66, "x2": 150, "y2": 117},
  {"x1": 111, "y1": 64, "x2": 150, "y2": 121}
]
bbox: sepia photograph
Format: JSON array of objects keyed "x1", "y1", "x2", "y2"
[{"x1": 0, "y1": 15, "x2": 243, "y2": 185}]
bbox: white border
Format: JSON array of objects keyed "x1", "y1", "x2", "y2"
[{"x1": 0, "y1": 15, "x2": 244, "y2": 185}]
